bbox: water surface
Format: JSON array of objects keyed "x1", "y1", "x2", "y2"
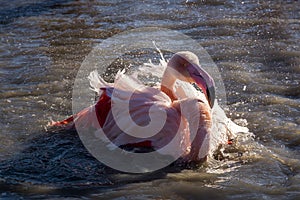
[{"x1": 0, "y1": 0, "x2": 299, "y2": 199}]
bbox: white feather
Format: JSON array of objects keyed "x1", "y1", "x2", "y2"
[{"x1": 88, "y1": 70, "x2": 112, "y2": 95}]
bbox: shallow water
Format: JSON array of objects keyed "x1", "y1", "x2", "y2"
[{"x1": 0, "y1": 0, "x2": 299, "y2": 199}]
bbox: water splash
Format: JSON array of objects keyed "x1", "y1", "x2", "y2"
[{"x1": 132, "y1": 49, "x2": 253, "y2": 164}]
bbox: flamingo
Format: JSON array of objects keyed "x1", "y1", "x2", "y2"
[{"x1": 52, "y1": 51, "x2": 217, "y2": 163}]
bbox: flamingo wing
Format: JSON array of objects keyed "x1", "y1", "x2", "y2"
[
  {"x1": 52, "y1": 71, "x2": 184, "y2": 149},
  {"x1": 51, "y1": 70, "x2": 213, "y2": 161}
]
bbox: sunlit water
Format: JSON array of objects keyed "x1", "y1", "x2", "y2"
[{"x1": 0, "y1": 0, "x2": 299, "y2": 199}]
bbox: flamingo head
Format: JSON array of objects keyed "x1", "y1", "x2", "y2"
[{"x1": 167, "y1": 51, "x2": 216, "y2": 108}]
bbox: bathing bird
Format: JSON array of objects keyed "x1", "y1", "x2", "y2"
[{"x1": 52, "y1": 51, "x2": 216, "y2": 162}]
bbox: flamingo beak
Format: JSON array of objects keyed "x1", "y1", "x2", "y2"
[{"x1": 187, "y1": 64, "x2": 215, "y2": 108}]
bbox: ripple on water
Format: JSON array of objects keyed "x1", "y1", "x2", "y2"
[{"x1": 0, "y1": 0, "x2": 299, "y2": 199}]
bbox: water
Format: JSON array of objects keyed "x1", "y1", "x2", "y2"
[{"x1": 0, "y1": 0, "x2": 299, "y2": 199}]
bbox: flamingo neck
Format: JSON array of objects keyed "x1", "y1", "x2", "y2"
[
  {"x1": 161, "y1": 85, "x2": 177, "y2": 101},
  {"x1": 161, "y1": 68, "x2": 177, "y2": 101}
]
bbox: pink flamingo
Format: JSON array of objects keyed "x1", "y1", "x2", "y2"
[{"x1": 52, "y1": 51, "x2": 216, "y2": 162}]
